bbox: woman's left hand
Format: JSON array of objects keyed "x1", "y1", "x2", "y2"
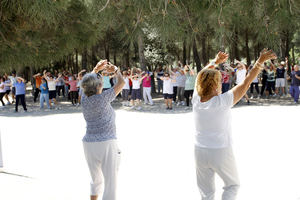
[{"x1": 215, "y1": 52, "x2": 229, "y2": 65}]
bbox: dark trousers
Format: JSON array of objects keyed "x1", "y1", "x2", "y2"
[
  {"x1": 70, "y1": 91, "x2": 78, "y2": 105},
  {"x1": 290, "y1": 86, "x2": 300, "y2": 102},
  {"x1": 34, "y1": 88, "x2": 40, "y2": 102},
  {"x1": 15, "y1": 94, "x2": 27, "y2": 111},
  {"x1": 250, "y1": 83, "x2": 260, "y2": 95},
  {"x1": 173, "y1": 86, "x2": 178, "y2": 102},
  {"x1": 184, "y1": 90, "x2": 194, "y2": 107},
  {"x1": 267, "y1": 81, "x2": 275, "y2": 95},
  {"x1": 0, "y1": 92, "x2": 5, "y2": 106},
  {"x1": 260, "y1": 81, "x2": 267, "y2": 96},
  {"x1": 157, "y1": 79, "x2": 163, "y2": 94},
  {"x1": 222, "y1": 83, "x2": 230, "y2": 94},
  {"x1": 56, "y1": 85, "x2": 65, "y2": 97}
]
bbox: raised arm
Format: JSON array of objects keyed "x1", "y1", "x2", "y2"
[
  {"x1": 203, "y1": 52, "x2": 229, "y2": 70},
  {"x1": 231, "y1": 49, "x2": 277, "y2": 105},
  {"x1": 92, "y1": 60, "x2": 108, "y2": 74},
  {"x1": 113, "y1": 69, "x2": 125, "y2": 96}
]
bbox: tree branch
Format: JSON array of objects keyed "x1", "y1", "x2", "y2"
[{"x1": 98, "y1": 0, "x2": 110, "y2": 13}]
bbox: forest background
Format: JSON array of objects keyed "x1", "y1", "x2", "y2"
[{"x1": 1, "y1": 0, "x2": 300, "y2": 78}]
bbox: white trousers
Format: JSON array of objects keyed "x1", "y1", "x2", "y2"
[
  {"x1": 195, "y1": 147, "x2": 240, "y2": 200},
  {"x1": 83, "y1": 140, "x2": 120, "y2": 199},
  {"x1": 143, "y1": 87, "x2": 153, "y2": 104}
]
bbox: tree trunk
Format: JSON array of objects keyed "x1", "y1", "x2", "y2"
[
  {"x1": 138, "y1": 33, "x2": 146, "y2": 71},
  {"x1": 82, "y1": 48, "x2": 87, "y2": 70},
  {"x1": 245, "y1": 29, "x2": 251, "y2": 66},
  {"x1": 201, "y1": 36, "x2": 207, "y2": 65},
  {"x1": 233, "y1": 30, "x2": 240, "y2": 60},
  {"x1": 124, "y1": 44, "x2": 130, "y2": 68},
  {"x1": 187, "y1": 44, "x2": 191, "y2": 64},
  {"x1": 183, "y1": 39, "x2": 187, "y2": 65},
  {"x1": 91, "y1": 46, "x2": 98, "y2": 67},
  {"x1": 104, "y1": 41, "x2": 110, "y2": 61},
  {"x1": 292, "y1": 43, "x2": 295, "y2": 64},
  {"x1": 75, "y1": 49, "x2": 78, "y2": 73},
  {"x1": 193, "y1": 38, "x2": 202, "y2": 72},
  {"x1": 284, "y1": 30, "x2": 290, "y2": 58},
  {"x1": 113, "y1": 51, "x2": 117, "y2": 65}
]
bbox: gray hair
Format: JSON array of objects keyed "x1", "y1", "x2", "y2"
[{"x1": 81, "y1": 73, "x2": 102, "y2": 97}]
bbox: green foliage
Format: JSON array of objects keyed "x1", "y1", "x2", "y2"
[{"x1": 1, "y1": 0, "x2": 300, "y2": 73}]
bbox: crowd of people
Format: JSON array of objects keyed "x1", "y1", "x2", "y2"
[{"x1": 0, "y1": 57, "x2": 300, "y2": 113}]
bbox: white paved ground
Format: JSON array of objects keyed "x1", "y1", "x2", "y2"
[{"x1": 0, "y1": 106, "x2": 300, "y2": 200}]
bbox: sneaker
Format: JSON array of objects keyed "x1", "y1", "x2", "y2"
[
  {"x1": 176, "y1": 102, "x2": 180, "y2": 106},
  {"x1": 181, "y1": 101, "x2": 185, "y2": 106},
  {"x1": 136, "y1": 106, "x2": 142, "y2": 110},
  {"x1": 6, "y1": 102, "x2": 11, "y2": 105},
  {"x1": 272, "y1": 94, "x2": 277, "y2": 97},
  {"x1": 169, "y1": 107, "x2": 173, "y2": 110},
  {"x1": 250, "y1": 95, "x2": 254, "y2": 99},
  {"x1": 166, "y1": 107, "x2": 170, "y2": 110}
]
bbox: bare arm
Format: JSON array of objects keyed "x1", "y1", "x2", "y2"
[
  {"x1": 203, "y1": 52, "x2": 229, "y2": 70},
  {"x1": 295, "y1": 75, "x2": 300, "y2": 80},
  {"x1": 113, "y1": 70, "x2": 125, "y2": 96},
  {"x1": 92, "y1": 60, "x2": 108, "y2": 74},
  {"x1": 231, "y1": 49, "x2": 277, "y2": 105}
]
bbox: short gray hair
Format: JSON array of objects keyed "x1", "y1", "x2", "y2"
[{"x1": 81, "y1": 73, "x2": 102, "y2": 97}]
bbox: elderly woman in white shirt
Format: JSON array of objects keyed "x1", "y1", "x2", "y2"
[{"x1": 192, "y1": 49, "x2": 276, "y2": 200}]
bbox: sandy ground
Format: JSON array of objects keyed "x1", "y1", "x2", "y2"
[{"x1": 0, "y1": 92, "x2": 300, "y2": 200}]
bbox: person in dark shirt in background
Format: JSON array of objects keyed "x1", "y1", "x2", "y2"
[
  {"x1": 275, "y1": 61, "x2": 286, "y2": 97},
  {"x1": 287, "y1": 65, "x2": 300, "y2": 104},
  {"x1": 260, "y1": 64, "x2": 269, "y2": 98}
]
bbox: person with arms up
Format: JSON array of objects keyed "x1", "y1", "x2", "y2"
[
  {"x1": 193, "y1": 49, "x2": 276, "y2": 200},
  {"x1": 287, "y1": 65, "x2": 300, "y2": 104},
  {"x1": 81, "y1": 60, "x2": 125, "y2": 200}
]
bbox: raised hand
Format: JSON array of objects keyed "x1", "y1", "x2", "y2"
[
  {"x1": 105, "y1": 63, "x2": 118, "y2": 73},
  {"x1": 215, "y1": 51, "x2": 229, "y2": 65},
  {"x1": 93, "y1": 59, "x2": 108, "y2": 73},
  {"x1": 257, "y1": 49, "x2": 277, "y2": 64}
]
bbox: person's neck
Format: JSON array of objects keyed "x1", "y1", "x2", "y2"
[{"x1": 200, "y1": 93, "x2": 217, "y2": 102}]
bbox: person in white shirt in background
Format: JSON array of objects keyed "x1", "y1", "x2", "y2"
[
  {"x1": 235, "y1": 60, "x2": 250, "y2": 104},
  {"x1": 77, "y1": 69, "x2": 86, "y2": 106},
  {"x1": 3, "y1": 74, "x2": 12, "y2": 105},
  {"x1": 8, "y1": 71, "x2": 17, "y2": 104},
  {"x1": 170, "y1": 66, "x2": 187, "y2": 106},
  {"x1": 121, "y1": 71, "x2": 130, "y2": 106},
  {"x1": 248, "y1": 65, "x2": 260, "y2": 99},
  {"x1": 160, "y1": 72, "x2": 176, "y2": 110},
  {"x1": 43, "y1": 71, "x2": 61, "y2": 109},
  {"x1": 193, "y1": 49, "x2": 276, "y2": 200},
  {"x1": 128, "y1": 72, "x2": 142, "y2": 109}
]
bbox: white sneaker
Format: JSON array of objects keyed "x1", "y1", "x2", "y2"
[
  {"x1": 250, "y1": 95, "x2": 254, "y2": 99},
  {"x1": 136, "y1": 106, "x2": 142, "y2": 110},
  {"x1": 181, "y1": 101, "x2": 185, "y2": 106},
  {"x1": 6, "y1": 102, "x2": 11, "y2": 105},
  {"x1": 176, "y1": 102, "x2": 180, "y2": 106}
]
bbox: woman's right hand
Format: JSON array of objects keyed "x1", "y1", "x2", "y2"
[
  {"x1": 257, "y1": 49, "x2": 277, "y2": 64},
  {"x1": 93, "y1": 60, "x2": 108, "y2": 73}
]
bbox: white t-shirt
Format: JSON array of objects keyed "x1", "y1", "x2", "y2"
[
  {"x1": 163, "y1": 79, "x2": 173, "y2": 94},
  {"x1": 236, "y1": 69, "x2": 247, "y2": 85},
  {"x1": 0, "y1": 83, "x2": 6, "y2": 93},
  {"x1": 48, "y1": 80, "x2": 56, "y2": 91},
  {"x1": 132, "y1": 79, "x2": 140, "y2": 89},
  {"x1": 123, "y1": 77, "x2": 130, "y2": 90},
  {"x1": 192, "y1": 90, "x2": 234, "y2": 148}
]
